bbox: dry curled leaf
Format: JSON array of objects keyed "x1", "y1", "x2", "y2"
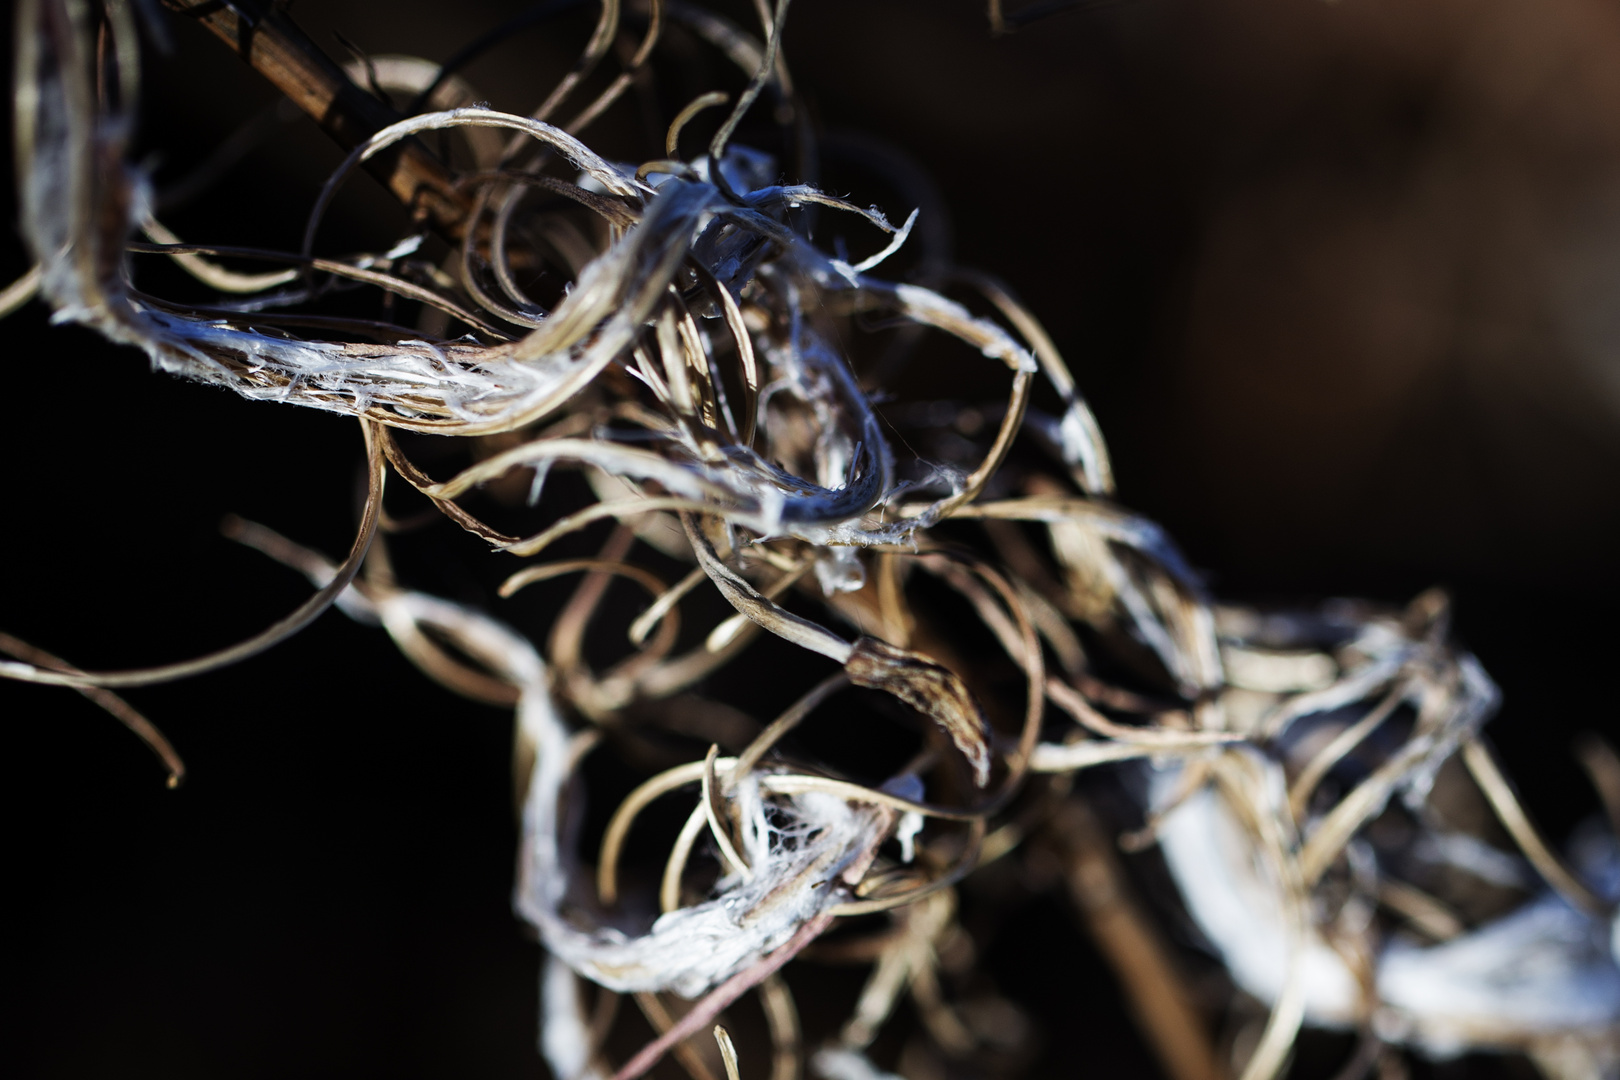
[{"x1": 845, "y1": 637, "x2": 992, "y2": 788}]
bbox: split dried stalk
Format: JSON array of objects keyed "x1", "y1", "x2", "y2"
[{"x1": 7, "y1": 4, "x2": 1617, "y2": 1080}]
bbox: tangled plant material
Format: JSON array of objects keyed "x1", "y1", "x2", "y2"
[{"x1": 6, "y1": 3, "x2": 1619, "y2": 1080}]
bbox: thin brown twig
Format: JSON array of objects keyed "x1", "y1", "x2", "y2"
[
  {"x1": 0, "y1": 632, "x2": 185, "y2": 786},
  {"x1": 612, "y1": 913, "x2": 835, "y2": 1080},
  {"x1": 1051, "y1": 798, "x2": 1228, "y2": 1080}
]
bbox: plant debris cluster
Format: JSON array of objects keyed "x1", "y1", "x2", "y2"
[{"x1": 5, "y1": 2, "x2": 1618, "y2": 1080}]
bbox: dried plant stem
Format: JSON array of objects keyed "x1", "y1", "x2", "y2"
[
  {"x1": 0, "y1": 264, "x2": 40, "y2": 317},
  {"x1": 1460, "y1": 737, "x2": 1606, "y2": 916},
  {"x1": 660, "y1": 801, "x2": 713, "y2": 913},
  {"x1": 14, "y1": 0, "x2": 1618, "y2": 1072},
  {"x1": 1221, "y1": 762, "x2": 1309, "y2": 1080},
  {"x1": 1052, "y1": 799, "x2": 1227, "y2": 1080},
  {"x1": 1376, "y1": 881, "x2": 1464, "y2": 941},
  {"x1": 758, "y1": 975, "x2": 801, "y2": 1080},
  {"x1": 634, "y1": 992, "x2": 725, "y2": 1080},
  {"x1": 715, "y1": 1025, "x2": 743, "y2": 1080},
  {"x1": 1573, "y1": 733, "x2": 1620, "y2": 838},
  {"x1": 1286, "y1": 686, "x2": 1404, "y2": 822},
  {"x1": 0, "y1": 632, "x2": 185, "y2": 786},
  {"x1": 0, "y1": 420, "x2": 385, "y2": 690},
  {"x1": 613, "y1": 913, "x2": 835, "y2": 1080},
  {"x1": 160, "y1": 0, "x2": 471, "y2": 237}
]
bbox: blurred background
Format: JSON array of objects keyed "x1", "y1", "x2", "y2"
[{"x1": 5, "y1": 1, "x2": 1619, "y2": 1077}]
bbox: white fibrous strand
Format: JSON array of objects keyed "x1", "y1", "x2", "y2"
[{"x1": 7, "y1": 3, "x2": 1618, "y2": 1080}]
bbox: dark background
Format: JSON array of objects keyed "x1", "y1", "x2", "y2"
[{"x1": 5, "y1": 1, "x2": 1619, "y2": 1077}]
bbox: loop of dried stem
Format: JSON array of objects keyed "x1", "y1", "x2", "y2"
[{"x1": 10, "y1": 4, "x2": 1618, "y2": 1079}]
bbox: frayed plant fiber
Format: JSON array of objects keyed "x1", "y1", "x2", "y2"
[{"x1": 4, "y1": 2, "x2": 1617, "y2": 1080}]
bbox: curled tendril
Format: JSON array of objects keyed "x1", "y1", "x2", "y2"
[{"x1": 8, "y1": 4, "x2": 1618, "y2": 1080}]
